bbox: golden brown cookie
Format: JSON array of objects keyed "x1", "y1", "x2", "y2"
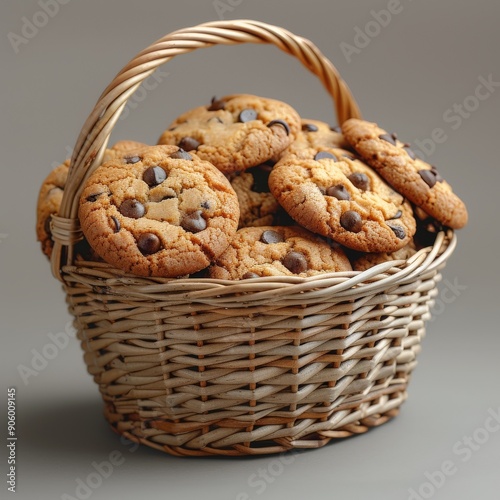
[
  {"x1": 157, "y1": 94, "x2": 301, "y2": 173},
  {"x1": 268, "y1": 147, "x2": 416, "y2": 253},
  {"x1": 79, "y1": 145, "x2": 240, "y2": 277},
  {"x1": 208, "y1": 226, "x2": 352, "y2": 279},
  {"x1": 342, "y1": 118, "x2": 468, "y2": 229},
  {"x1": 36, "y1": 140, "x2": 149, "y2": 258}
]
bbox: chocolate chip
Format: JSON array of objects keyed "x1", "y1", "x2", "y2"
[
  {"x1": 181, "y1": 210, "x2": 206, "y2": 233},
  {"x1": 137, "y1": 233, "x2": 161, "y2": 254},
  {"x1": 330, "y1": 126, "x2": 342, "y2": 133},
  {"x1": 326, "y1": 184, "x2": 350, "y2": 200},
  {"x1": 391, "y1": 210, "x2": 403, "y2": 219},
  {"x1": 419, "y1": 169, "x2": 437, "y2": 188},
  {"x1": 143, "y1": 166, "x2": 167, "y2": 187},
  {"x1": 267, "y1": 119, "x2": 290, "y2": 135},
  {"x1": 317, "y1": 186, "x2": 326, "y2": 195},
  {"x1": 379, "y1": 133, "x2": 397, "y2": 146},
  {"x1": 388, "y1": 224, "x2": 406, "y2": 240},
  {"x1": 403, "y1": 145, "x2": 417, "y2": 160},
  {"x1": 282, "y1": 251, "x2": 308, "y2": 274},
  {"x1": 86, "y1": 192, "x2": 104, "y2": 202},
  {"x1": 348, "y1": 172, "x2": 370, "y2": 191},
  {"x1": 178, "y1": 137, "x2": 200, "y2": 151},
  {"x1": 207, "y1": 96, "x2": 226, "y2": 111},
  {"x1": 110, "y1": 216, "x2": 120, "y2": 233},
  {"x1": 340, "y1": 211, "x2": 363, "y2": 233},
  {"x1": 119, "y1": 199, "x2": 145, "y2": 219},
  {"x1": 200, "y1": 201, "x2": 211, "y2": 209},
  {"x1": 124, "y1": 155, "x2": 141, "y2": 164},
  {"x1": 238, "y1": 109, "x2": 258, "y2": 123},
  {"x1": 242, "y1": 272, "x2": 260, "y2": 279},
  {"x1": 170, "y1": 148, "x2": 193, "y2": 160},
  {"x1": 302, "y1": 123, "x2": 319, "y2": 132},
  {"x1": 314, "y1": 151, "x2": 337, "y2": 161},
  {"x1": 260, "y1": 230, "x2": 284, "y2": 244}
]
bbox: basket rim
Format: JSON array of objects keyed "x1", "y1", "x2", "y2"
[{"x1": 61, "y1": 230, "x2": 455, "y2": 303}]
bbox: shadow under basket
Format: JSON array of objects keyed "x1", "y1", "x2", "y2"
[{"x1": 49, "y1": 20, "x2": 458, "y2": 456}]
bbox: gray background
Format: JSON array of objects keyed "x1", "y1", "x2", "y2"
[{"x1": 1, "y1": 0, "x2": 499, "y2": 499}]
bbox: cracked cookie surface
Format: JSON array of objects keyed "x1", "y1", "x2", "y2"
[
  {"x1": 79, "y1": 145, "x2": 240, "y2": 277},
  {"x1": 269, "y1": 147, "x2": 416, "y2": 252},
  {"x1": 157, "y1": 94, "x2": 301, "y2": 173},
  {"x1": 209, "y1": 225, "x2": 352, "y2": 279},
  {"x1": 342, "y1": 118, "x2": 468, "y2": 229}
]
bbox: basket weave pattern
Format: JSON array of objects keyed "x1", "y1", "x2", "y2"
[{"x1": 51, "y1": 20, "x2": 456, "y2": 456}]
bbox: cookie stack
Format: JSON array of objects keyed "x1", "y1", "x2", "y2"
[{"x1": 37, "y1": 94, "x2": 468, "y2": 278}]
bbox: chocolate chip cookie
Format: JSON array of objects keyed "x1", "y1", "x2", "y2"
[
  {"x1": 268, "y1": 147, "x2": 416, "y2": 253},
  {"x1": 78, "y1": 145, "x2": 240, "y2": 277},
  {"x1": 157, "y1": 94, "x2": 301, "y2": 173},
  {"x1": 36, "y1": 141, "x2": 149, "y2": 258},
  {"x1": 342, "y1": 118, "x2": 468, "y2": 229},
  {"x1": 230, "y1": 163, "x2": 280, "y2": 228},
  {"x1": 208, "y1": 226, "x2": 352, "y2": 279}
]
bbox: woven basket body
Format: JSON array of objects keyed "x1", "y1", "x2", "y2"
[{"x1": 50, "y1": 20, "x2": 456, "y2": 456}]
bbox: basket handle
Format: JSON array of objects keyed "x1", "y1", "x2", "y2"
[{"x1": 50, "y1": 19, "x2": 362, "y2": 280}]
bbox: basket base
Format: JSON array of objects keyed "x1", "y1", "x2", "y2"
[{"x1": 103, "y1": 393, "x2": 405, "y2": 457}]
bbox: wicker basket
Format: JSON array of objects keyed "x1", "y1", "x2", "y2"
[{"x1": 49, "y1": 20, "x2": 457, "y2": 456}]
